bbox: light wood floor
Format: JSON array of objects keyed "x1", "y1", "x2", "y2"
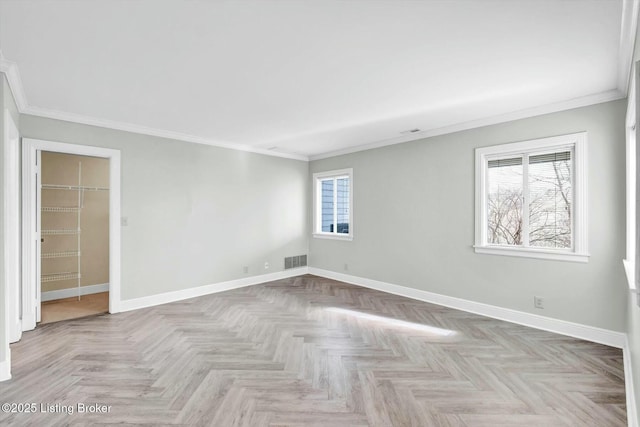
[
  {"x1": 40, "y1": 291, "x2": 109, "y2": 324},
  {"x1": 1, "y1": 275, "x2": 626, "y2": 426}
]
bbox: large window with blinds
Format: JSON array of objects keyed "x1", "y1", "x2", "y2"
[
  {"x1": 313, "y1": 168, "x2": 353, "y2": 240},
  {"x1": 475, "y1": 133, "x2": 588, "y2": 262}
]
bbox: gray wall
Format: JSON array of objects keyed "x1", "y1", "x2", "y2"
[
  {"x1": 1, "y1": 74, "x2": 20, "y2": 371},
  {"x1": 310, "y1": 99, "x2": 627, "y2": 332},
  {"x1": 20, "y1": 115, "x2": 309, "y2": 300}
]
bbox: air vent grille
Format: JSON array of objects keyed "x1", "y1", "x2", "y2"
[{"x1": 285, "y1": 254, "x2": 307, "y2": 269}]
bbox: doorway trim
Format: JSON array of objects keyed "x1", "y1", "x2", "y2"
[
  {"x1": 5, "y1": 110, "x2": 20, "y2": 343},
  {"x1": 21, "y1": 138, "x2": 121, "y2": 332},
  {"x1": 1, "y1": 109, "x2": 20, "y2": 381}
]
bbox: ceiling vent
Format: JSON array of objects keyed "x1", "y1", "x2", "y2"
[{"x1": 400, "y1": 128, "x2": 421, "y2": 134}]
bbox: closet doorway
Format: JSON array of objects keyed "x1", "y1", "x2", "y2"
[
  {"x1": 21, "y1": 138, "x2": 121, "y2": 332},
  {"x1": 40, "y1": 152, "x2": 110, "y2": 323}
]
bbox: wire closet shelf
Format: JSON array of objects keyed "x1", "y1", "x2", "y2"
[{"x1": 40, "y1": 162, "x2": 109, "y2": 301}]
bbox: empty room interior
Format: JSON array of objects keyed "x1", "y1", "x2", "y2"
[{"x1": 3, "y1": 0, "x2": 640, "y2": 426}]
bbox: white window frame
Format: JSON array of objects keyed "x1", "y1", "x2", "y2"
[
  {"x1": 313, "y1": 168, "x2": 353, "y2": 241},
  {"x1": 624, "y1": 61, "x2": 639, "y2": 292},
  {"x1": 474, "y1": 132, "x2": 588, "y2": 262}
]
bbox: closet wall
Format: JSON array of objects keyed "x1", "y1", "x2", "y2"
[{"x1": 41, "y1": 152, "x2": 109, "y2": 296}]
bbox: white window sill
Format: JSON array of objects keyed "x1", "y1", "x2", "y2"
[
  {"x1": 313, "y1": 232, "x2": 353, "y2": 241},
  {"x1": 474, "y1": 245, "x2": 589, "y2": 263},
  {"x1": 623, "y1": 259, "x2": 638, "y2": 293}
]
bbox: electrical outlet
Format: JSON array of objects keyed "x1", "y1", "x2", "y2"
[
  {"x1": 264, "y1": 261, "x2": 269, "y2": 270},
  {"x1": 242, "y1": 266, "x2": 249, "y2": 274},
  {"x1": 534, "y1": 296, "x2": 544, "y2": 309},
  {"x1": 121, "y1": 217, "x2": 128, "y2": 227},
  {"x1": 344, "y1": 263, "x2": 349, "y2": 271}
]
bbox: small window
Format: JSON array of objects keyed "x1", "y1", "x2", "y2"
[
  {"x1": 475, "y1": 133, "x2": 588, "y2": 262},
  {"x1": 313, "y1": 168, "x2": 353, "y2": 240}
]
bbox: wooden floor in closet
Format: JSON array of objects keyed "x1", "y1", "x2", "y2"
[{"x1": 40, "y1": 291, "x2": 109, "y2": 324}]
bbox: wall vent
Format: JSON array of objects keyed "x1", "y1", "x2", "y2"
[
  {"x1": 400, "y1": 128, "x2": 421, "y2": 134},
  {"x1": 285, "y1": 254, "x2": 307, "y2": 269}
]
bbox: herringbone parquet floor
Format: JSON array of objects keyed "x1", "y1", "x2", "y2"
[{"x1": 0, "y1": 275, "x2": 626, "y2": 426}]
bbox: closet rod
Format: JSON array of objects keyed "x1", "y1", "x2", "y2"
[
  {"x1": 42, "y1": 229, "x2": 81, "y2": 235},
  {"x1": 42, "y1": 206, "x2": 80, "y2": 212}
]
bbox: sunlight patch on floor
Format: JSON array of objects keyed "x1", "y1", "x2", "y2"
[{"x1": 325, "y1": 307, "x2": 457, "y2": 336}]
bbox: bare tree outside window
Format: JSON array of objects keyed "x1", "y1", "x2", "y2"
[
  {"x1": 528, "y1": 153, "x2": 572, "y2": 248},
  {"x1": 487, "y1": 152, "x2": 572, "y2": 248}
]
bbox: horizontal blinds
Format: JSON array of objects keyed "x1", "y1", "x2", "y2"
[
  {"x1": 488, "y1": 157, "x2": 522, "y2": 168},
  {"x1": 488, "y1": 151, "x2": 570, "y2": 168},
  {"x1": 529, "y1": 151, "x2": 571, "y2": 164}
]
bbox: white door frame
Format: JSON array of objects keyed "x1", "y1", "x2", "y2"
[
  {"x1": 21, "y1": 138, "x2": 121, "y2": 332},
  {"x1": 1, "y1": 109, "x2": 20, "y2": 381},
  {"x1": 4, "y1": 110, "x2": 21, "y2": 344}
]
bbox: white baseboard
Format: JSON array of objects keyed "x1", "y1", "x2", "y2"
[
  {"x1": 120, "y1": 268, "x2": 309, "y2": 312},
  {"x1": 625, "y1": 336, "x2": 639, "y2": 427},
  {"x1": 41, "y1": 283, "x2": 109, "y2": 302},
  {"x1": 308, "y1": 268, "x2": 626, "y2": 349},
  {"x1": 0, "y1": 348, "x2": 11, "y2": 382},
  {"x1": 119, "y1": 265, "x2": 625, "y2": 345},
  {"x1": 8, "y1": 317, "x2": 21, "y2": 344}
]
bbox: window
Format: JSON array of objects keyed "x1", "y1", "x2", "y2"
[
  {"x1": 624, "y1": 62, "x2": 638, "y2": 291},
  {"x1": 313, "y1": 168, "x2": 353, "y2": 240},
  {"x1": 475, "y1": 133, "x2": 588, "y2": 262}
]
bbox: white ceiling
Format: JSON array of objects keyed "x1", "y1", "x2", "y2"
[{"x1": 0, "y1": 0, "x2": 628, "y2": 160}]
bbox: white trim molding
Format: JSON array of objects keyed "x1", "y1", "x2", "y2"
[
  {"x1": 0, "y1": 53, "x2": 306, "y2": 162},
  {"x1": 474, "y1": 246, "x2": 589, "y2": 263},
  {"x1": 308, "y1": 268, "x2": 626, "y2": 349},
  {"x1": 23, "y1": 105, "x2": 308, "y2": 162},
  {"x1": 624, "y1": 64, "x2": 637, "y2": 291},
  {"x1": 624, "y1": 336, "x2": 639, "y2": 427},
  {"x1": 120, "y1": 268, "x2": 309, "y2": 312},
  {"x1": 312, "y1": 168, "x2": 354, "y2": 241},
  {"x1": 625, "y1": 259, "x2": 638, "y2": 293},
  {"x1": 4, "y1": 108, "x2": 21, "y2": 345},
  {"x1": 309, "y1": 90, "x2": 623, "y2": 161},
  {"x1": 0, "y1": 53, "x2": 27, "y2": 111},
  {"x1": 626, "y1": 60, "x2": 640, "y2": 294},
  {"x1": 0, "y1": 53, "x2": 629, "y2": 164},
  {"x1": 619, "y1": 0, "x2": 640, "y2": 94},
  {"x1": 474, "y1": 132, "x2": 588, "y2": 262},
  {"x1": 0, "y1": 354, "x2": 11, "y2": 382},
  {"x1": 21, "y1": 138, "x2": 122, "y2": 330},
  {"x1": 41, "y1": 283, "x2": 109, "y2": 302}
]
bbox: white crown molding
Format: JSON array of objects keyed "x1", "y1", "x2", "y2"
[
  {"x1": 308, "y1": 268, "x2": 627, "y2": 349},
  {"x1": 619, "y1": 0, "x2": 640, "y2": 95},
  {"x1": 119, "y1": 267, "x2": 309, "y2": 312},
  {"x1": 624, "y1": 336, "x2": 639, "y2": 427},
  {"x1": 0, "y1": 55, "x2": 28, "y2": 111},
  {"x1": 0, "y1": 54, "x2": 308, "y2": 162},
  {"x1": 0, "y1": 46, "x2": 631, "y2": 163},
  {"x1": 310, "y1": 89, "x2": 625, "y2": 161},
  {"x1": 22, "y1": 105, "x2": 309, "y2": 161}
]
